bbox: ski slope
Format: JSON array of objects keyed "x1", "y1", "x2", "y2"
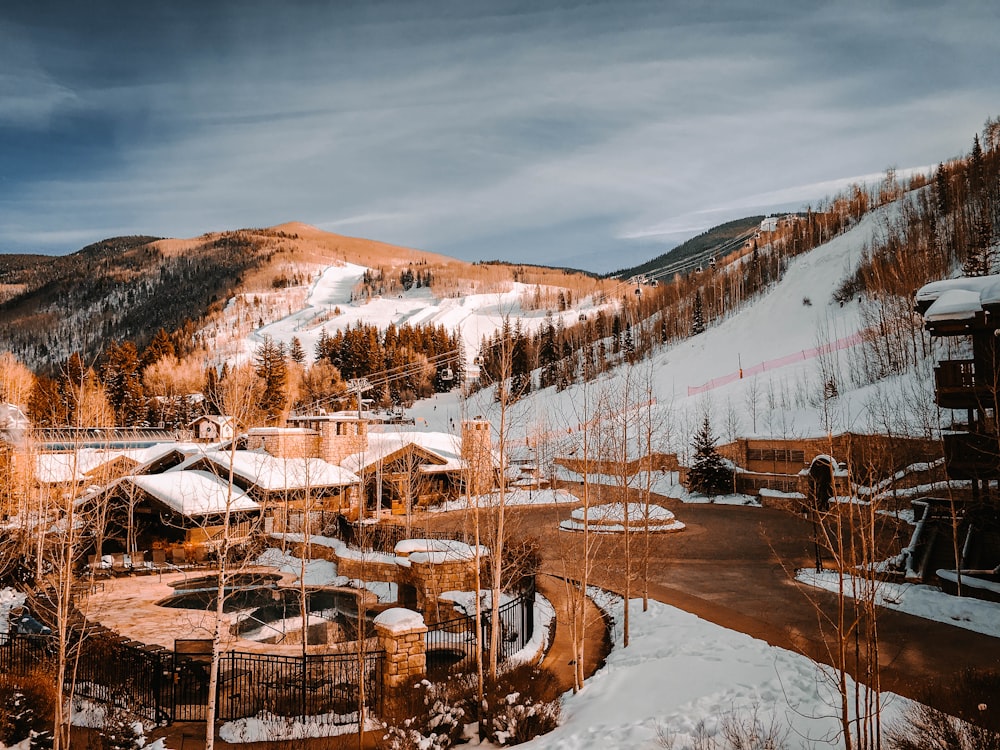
[
  {"x1": 408, "y1": 197, "x2": 932, "y2": 452},
  {"x1": 221, "y1": 261, "x2": 607, "y2": 370}
]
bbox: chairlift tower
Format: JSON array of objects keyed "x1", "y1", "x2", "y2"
[{"x1": 347, "y1": 377, "x2": 373, "y2": 420}]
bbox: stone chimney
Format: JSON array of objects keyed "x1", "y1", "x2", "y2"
[
  {"x1": 461, "y1": 419, "x2": 493, "y2": 495},
  {"x1": 317, "y1": 417, "x2": 369, "y2": 466}
]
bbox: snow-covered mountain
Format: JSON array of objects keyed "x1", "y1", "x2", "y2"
[{"x1": 404, "y1": 196, "x2": 935, "y2": 453}]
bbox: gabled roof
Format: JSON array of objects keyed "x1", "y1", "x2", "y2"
[
  {"x1": 341, "y1": 431, "x2": 459, "y2": 474},
  {"x1": 36, "y1": 442, "x2": 204, "y2": 485},
  {"x1": 128, "y1": 470, "x2": 259, "y2": 516},
  {"x1": 340, "y1": 430, "x2": 500, "y2": 474},
  {"x1": 175, "y1": 449, "x2": 359, "y2": 490}
]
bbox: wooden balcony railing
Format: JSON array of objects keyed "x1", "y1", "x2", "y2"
[
  {"x1": 935, "y1": 359, "x2": 997, "y2": 410},
  {"x1": 943, "y1": 431, "x2": 1000, "y2": 479}
]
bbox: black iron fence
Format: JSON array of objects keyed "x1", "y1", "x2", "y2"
[
  {"x1": 1, "y1": 630, "x2": 384, "y2": 726},
  {"x1": 427, "y1": 579, "x2": 536, "y2": 678},
  {"x1": 218, "y1": 650, "x2": 383, "y2": 723},
  {"x1": 0, "y1": 631, "x2": 171, "y2": 724}
]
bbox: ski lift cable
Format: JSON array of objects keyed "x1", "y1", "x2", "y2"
[{"x1": 302, "y1": 348, "x2": 464, "y2": 413}]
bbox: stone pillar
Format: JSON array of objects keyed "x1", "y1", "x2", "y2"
[{"x1": 373, "y1": 608, "x2": 428, "y2": 690}]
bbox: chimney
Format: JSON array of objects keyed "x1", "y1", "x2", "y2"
[{"x1": 461, "y1": 419, "x2": 492, "y2": 496}]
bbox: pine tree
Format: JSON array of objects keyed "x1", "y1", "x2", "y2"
[
  {"x1": 288, "y1": 336, "x2": 306, "y2": 364},
  {"x1": 538, "y1": 313, "x2": 558, "y2": 389},
  {"x1": 687, "y1": 415, "x2": 732, "y2": 497},
  {"x1": 963, "y1": 212, "x2": 996, "y2": 277},
  {"x1": 692, "y1": 290, "x2": 705, "y2": 335},
  {"x1": 254, "y1": 335, "x2": 287, "y2": 423},
  {"x1": 141, "y1": 328, "x2": 175, "y2": 370},
  {"x1": 102, "y1": 341, "x2": 145, "y2": 426}
]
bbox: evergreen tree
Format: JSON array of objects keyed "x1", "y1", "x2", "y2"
[
  {"x1": 204, "y1": 365, "x2": 221, "y2": 414},
  {"x1": 102, "y1": 341, "x2": 145, "y2": 426},
  {"x1": 254, "y1": 335, "x2": 287, "y2": 424},
  {"x1": 687, "y1": 415, "x2": 733, "y2": 497},
  {"x1": 538, "y1": 313, "x2": 558, "y2": 389},
  {"x1": 288, "y1": 336, "x2": 306, "y2": 364},
  {"x1": 692, "y1": 290, "x2": 705, "y2": 335},
  {"x1": 963, "y1": 212, "x2": 996, "y2": 277},
  {"x1": 141, "y1": 328, "x2": 175, "y2": 370}
]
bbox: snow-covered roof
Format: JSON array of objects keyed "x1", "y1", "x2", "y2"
[
  {"x1": 35, "y1": 443, "x2": 204, "y2": 484},
  {"x1": 923, "y1": 289, "x2": 983, "y2": 322},
  {"x1": 190, "y1": 414, "x2": 235, "y2": 427},
  {"x1": 915, "y1": 275, "x2": 1000, "y2": 324},
  {"x1": 177, "y1": 450, "x2": 359, "y2": 490},
  {"x1": 340, "y1": 431, "x2": 462, "y2": 473},
  {"x1": 128, "y1": 470, "x2": 259, "y2": 516},
  {"x1": 0, "y1": 403, "x2": 29, "y2": 430}
]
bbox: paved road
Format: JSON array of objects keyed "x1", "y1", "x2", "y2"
[{"x1": 424, "y1": 496, "x2": 1000, "y2": 720}]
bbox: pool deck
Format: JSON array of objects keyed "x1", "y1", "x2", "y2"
[{"x1": 81, "y1": 567, "x2": 374, "y2": 655}]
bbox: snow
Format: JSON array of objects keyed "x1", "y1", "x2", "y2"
[
  {"x1": 406, "y1": 200, "x2": 925, "y2": 456},
  {"x1": 914, "y1": 273, "x2": 1000, "y2": 307},
  {"x1": 175, "y1": 449, "x2": 359, "y2": 490},
  {"x1": 503, "y1": 594, "x2": 555, "y2": 667},
  {"x1": 395, "y1": 539, "x2": 487, "y2": 561},
  {"x1": 560, "y1": 502, "x2": 685, "y2": 533},
  {"x1": 270, "y1": 532, "x2": 348, "y2": 551},
  {"x1": 0, "y1": 587, "x2": 27, "y2": 640},
  {"x1": 374, "y1": 607, "x2": 426, "y2": 633},
  {"x1": 796, "y1": 569, "x2": 1000, "y2": 638},
  {"x1": 219, "y1": 712, "x2": 382, "y2": 743},
  {"x1": 339, "y1": 429, "x2": 492, "y2": 475},
  {"x1": 518, "y1": 594, "x2": 909, "y2": 749},
  {"x1": 128, "y1": 470, "x2": 259, "y2": 516},
  {"x1": 937, "y1": 568, "x2": 1000, "y2": 595},
  {"x1": 220, "y1": 254, "x2": 601, "y2": 370},
  {"x1": 431, "y1": 488, "x2": 580, "y2": 513},
  {"x1": 255, "y1": 547, "x2": 339, "y2": 584},
  {"x1": 923, "y1": 288, "x2": 982, "y2": 321}
]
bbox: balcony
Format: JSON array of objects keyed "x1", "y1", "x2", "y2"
[
  {"x1": 934, "y1": 359, "x2": 997, "y2": 410},
  {"x1": 943, "y1": 431, "x2": 1000, "y2": 480}
]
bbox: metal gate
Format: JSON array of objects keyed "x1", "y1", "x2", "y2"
[{"x1": 172, "y1": 639, "x2": 213, "y2": 722}]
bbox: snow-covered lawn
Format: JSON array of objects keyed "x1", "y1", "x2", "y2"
[
  {"x1": 516, "y1": 594, "x2": 909, "y2": 750},
  {"x1": 796, "y1": 568, "x2": 1000, "y2": 639}
]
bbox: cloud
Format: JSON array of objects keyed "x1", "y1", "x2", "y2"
[{"x1": 1, "y1": 1, "x2": 998, "y2": 271}]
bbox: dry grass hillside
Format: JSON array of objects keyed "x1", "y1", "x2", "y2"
[{"x1": 0, "y1": 221, "x2": 613, "y2": 371}]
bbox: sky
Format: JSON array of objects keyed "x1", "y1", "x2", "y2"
[{"x1": 0, "y1": 1, "x2": 997, "y2": 273}]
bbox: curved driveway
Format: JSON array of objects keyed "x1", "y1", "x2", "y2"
[{"x1": 423, "y1": 495, "x2": 1000, "y2": 720}]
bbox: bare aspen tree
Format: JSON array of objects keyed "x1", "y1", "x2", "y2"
[
  {"x1": 44, "y1": 358, "x2": 114, "y2": 750},
  {"x1": 204, "y1": 362, "x2": 264, "y2": 750},
  {"x1": 561, "y1": 377, "x2": 605, "y2": 690},
  {"x1": 486, "y1": 315, "x2": 527, "y2": 681},
  {"x1": 637, "y1": 365, "x2": 669, "y2": 612},
  {"x1": 603, "y1": 366, "x2": 639, "y2": 647},
  {"x1": 458, "y1": 395, "x2": 490, "y2": 735}
]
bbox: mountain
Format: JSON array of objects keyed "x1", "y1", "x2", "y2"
[
  {"x1": 0, "y1": 223, "x2": 611, "y2": 373},
  {"x1": 609, "y1": 216, "x2": 764, "y2": 281}
]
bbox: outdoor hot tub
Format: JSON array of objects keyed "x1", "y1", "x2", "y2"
[{"x1": 157, "y1": 573, "x2": 376, "y2": 644}]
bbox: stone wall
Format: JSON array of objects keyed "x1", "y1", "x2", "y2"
[
  {"x1": 374, "y1": 610, "x2": 427, "y2": 690},
  {"x1": 409, "y1": 558, "x2": 480, "y2": 626},
  {"x1": 246, "y1": 429, "x2": 319, "y2": 459}
]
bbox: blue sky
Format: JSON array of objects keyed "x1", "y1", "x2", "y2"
[{"x1": 1, "y1": 1, "x2": 997, "y2": 272}]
